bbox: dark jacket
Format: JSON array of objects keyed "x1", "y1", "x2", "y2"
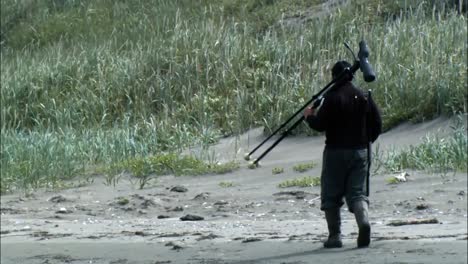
[{"x1": 306, "y1": 81, "x2": 382, "y2": 149}]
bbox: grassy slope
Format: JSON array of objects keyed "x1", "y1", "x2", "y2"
[{"x1": 0, "y1": 0, "x2": 466, "y2": 193}]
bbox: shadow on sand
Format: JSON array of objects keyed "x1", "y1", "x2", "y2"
[{"x1": 229, "y1": 245, "x2": 364, "y2": 264}]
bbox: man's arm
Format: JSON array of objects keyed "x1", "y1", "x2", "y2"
[{"x1": 304, "y1": 97, "x2": 330, "y2": 132}]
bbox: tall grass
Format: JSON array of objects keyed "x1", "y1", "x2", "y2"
[
  {"x1": 379, "y1": 123, "x2": 467, "y2": 174},
  {"x1": 1, "y1": 0, "x2": 466, "y2": 193}
]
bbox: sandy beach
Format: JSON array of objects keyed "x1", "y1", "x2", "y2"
[{"x1": 1, "y1": 117, "x2": 467, "y2": 264}]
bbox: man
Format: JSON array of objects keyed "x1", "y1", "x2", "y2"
[{"x1": 304, "y1": 60, "x2": 382, "y2": 248}]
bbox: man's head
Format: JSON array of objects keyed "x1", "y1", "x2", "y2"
[{"x1": 331, "y1": 60, "x2": 352, "y2": 80}]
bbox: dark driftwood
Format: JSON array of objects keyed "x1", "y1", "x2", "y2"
[{"x1": 387, "y1": 218, "x2": 439, "y2": 226}]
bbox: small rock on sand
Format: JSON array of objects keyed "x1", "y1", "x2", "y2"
[
  {"x1": 158, "y1": 215, "x2": 171, "y2": 219},
  {"x1": 214, "y1": 200, "x2": 229, "y2": 206},
  {"x1": 416, "y1": 204, "x2": 429, "y2": 210},
  {"x1": 180, "y1": 214, "x2": 204, "y2": 221},
  {"x1": 170, "y1": 186, "x2": 188, "y2": 193}
]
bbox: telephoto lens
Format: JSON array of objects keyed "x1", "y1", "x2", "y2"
[{"x1": 358, "y1": 41, "x2": 376, "y2": 82}]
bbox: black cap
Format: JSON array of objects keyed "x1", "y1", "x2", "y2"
[{"x1": 331, "y1": 60, "x2": 352, "y2": 79}]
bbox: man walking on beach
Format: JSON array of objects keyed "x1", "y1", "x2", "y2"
[{"x1": 304, "y1": 60, "x2": 382, "y2": 248}]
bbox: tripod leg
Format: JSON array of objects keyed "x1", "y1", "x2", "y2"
[{"x1": 251, "y1": 117, "x2": 305, "y2": 167}]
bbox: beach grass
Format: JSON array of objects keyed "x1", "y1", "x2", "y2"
[{"x1": 1, "y1": 0, "x2": 466, "y2": 193}]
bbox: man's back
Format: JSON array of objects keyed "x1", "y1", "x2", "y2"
[{"x1": 306, "y1": 81, "x2": 382, "y2": 149}]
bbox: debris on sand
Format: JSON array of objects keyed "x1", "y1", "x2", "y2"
[
  {"x1": 140, "y1": 198, "x2": 158, "y2": 209},
  {"x1": 166, "y1": 206, "x2": 184, "y2": 212},
  {"x1": 165, "y1": 241, "x2": 185, "y2": 251},
  {"x1": 288, "y1": 233, "x2": 314, "y2": 241},
  {"x1": 130, "y1": 194, "x2": 145, "y2": 200},
  {"x1": 214, "y1": 200, "x2": 229, "y2": 206},
  {"x1": 158, "y1": 232, "x2": 189, "y2": 238},
  {"x1": 121, "y1": 230, "x2": 149, "y2": 237},
  {"x1": 388, "y1": 172, "x2": 410, "y2": 184},
  {"x1": 193, "y1": 192, "x2": 210, "y2": 200},
  {"x1": 180, "y1": 214, "x2": 204, "y2": 221},
  {"x1": 242, "y1": 237, "x2": 263, "y2": 243},
  {"x1": 387, "y1": 218, "x2": 439, "y2": 226},
  {"x1": 458, "y1": 190, "x2": 466, "y2": 196},
  {"x1": 121, "y1": 207, "x2": 134, "y2": 212},
  {"x1": 157, "y1": 215, "x2": 171, "y2": 219},
  {"x1": 20, "y1": 226, "x2": 32, "y2": 231},
  {"x1": 109, "y1": 259, "x2": 130, "y2": 264},
  {"x1": 31, "y1": 231, "x2": 73, "y2": 240},
  {"x1": 116, "y1": 197, "x2": 130, "y2": 206},
  {"x1": 196, "y1": 233, "x2": 221, "y2": 241},
  {"x1": 48, "y1": 195, "x2": 71, "y2": 203},
  {"x1": 170, "y1": 186, "x2": 188, "y2": 193},
  {"x1": 0, "y1": 206, "x2": 24, "y2": 214},
  {"x1": 134, "y1": 231, "x2": 147, "y2": 236},
  {"x1": 31, "y1": 254, "x2": 76, "y2": 263},
  {"x1": 273, "y1": 191, "x2": 313, "y2": 200},
  {"x1": 416, "y1": 204, "x2": 429, "y2": 210},
  {"x1": 55, "y1": 207, "x2": 71, "y2": 214}
]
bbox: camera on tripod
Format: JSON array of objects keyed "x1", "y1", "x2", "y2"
[{"x1": 245, "y1": 41, "x2": 376, "y2": 168}]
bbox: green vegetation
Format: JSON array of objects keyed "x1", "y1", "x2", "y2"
[
  {"x1": 379, "y1": 124, "x2": 467, "y2": 174},
  {"x1": 219, "y1": 181, "x2": 235, "y2": 188},
  {"x1": 293, "y1": 162, "x2": 316, "y2": 173},
  {"x1": 272, "y1": 167, "x2": 285, "y2": 174},
  {"x1": 116, "y1": 196, "x2": 130, "y2": 206},
  {"x1": 105, "y1": 153, "x2": 239, "y2": 189},
  {"x1": 386, "y1": 177, "x2": 401, "y2": 184},
  {"x1": 278, "y1": 176, "x2": 320, "y2": 188},
  {"x1": 1, "y1": 0, "x2": 466, "y2": 193}
]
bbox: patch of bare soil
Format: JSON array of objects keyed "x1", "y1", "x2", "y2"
[{"x1": 1, "y1": 117, "x2": 467, "y2": 264}]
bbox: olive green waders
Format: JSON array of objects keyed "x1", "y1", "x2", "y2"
[{"x1": 320, "y1": 147, "x2": 370, "y2": 248}]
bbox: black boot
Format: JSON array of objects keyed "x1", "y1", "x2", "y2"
[
  {"x1": 323, "y1": 208, "x2": 343, "y2": 248},
  {"x1": 353, "y1": 201, "x2": 371, "y2": 248}
]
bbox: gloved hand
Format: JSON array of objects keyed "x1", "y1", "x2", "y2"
[{"x1": 304, "y1": 106, "x2": 315, "y2": 118}]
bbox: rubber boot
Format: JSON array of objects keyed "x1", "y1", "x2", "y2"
[
  {"x1": 323, "y1": 208, "x2": 343, "y2": 248},
  {"x1": 353, "y1": 201, "x2": 371, "y2": 248}
]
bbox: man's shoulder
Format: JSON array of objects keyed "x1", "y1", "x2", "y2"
[
  {"x1": 333, "y1": 82, "x2": 364, "y2": 95},
  {"x1": 347, "y1": 82, "x2": 363, "y2": 91}
]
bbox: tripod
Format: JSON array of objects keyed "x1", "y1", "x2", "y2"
[{"x1": 245, "y1": 41, "x2": 375, "y2": 167}]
